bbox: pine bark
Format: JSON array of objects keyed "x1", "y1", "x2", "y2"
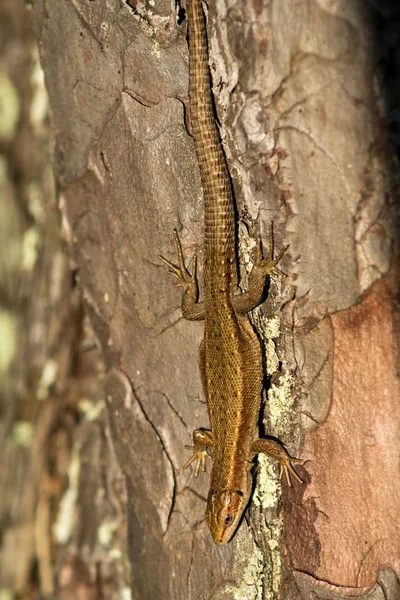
[{"x1": 1, "y1": 0, "x2": 399, "y2": 598}]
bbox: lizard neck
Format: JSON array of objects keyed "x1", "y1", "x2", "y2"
[{"x1": 187, "y1": 0, "x2": 235, "y2": 293}]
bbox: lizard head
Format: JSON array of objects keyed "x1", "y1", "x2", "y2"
[{"x1": 205, "y1": 488, "x2": 250, "y2": 545}]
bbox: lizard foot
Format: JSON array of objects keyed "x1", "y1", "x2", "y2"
[
  {"x1": 275, "y1": 456, "x2": 303, "y2": 487},
  {"x1": 183, "y1": 428, "x2": 213, "y2": 477},
  {"x1": 159, "y1": 229, "x2": 197, "y2": 289},
  {"x1": 255, "y1": 222, "x2": 288, "y2": 278},
  {"x1": 183, "y1": 445, "x2": 209, "y2": 477},
  {"x1": 251, "y1": 437, "x2": 302, "y2": 486}
]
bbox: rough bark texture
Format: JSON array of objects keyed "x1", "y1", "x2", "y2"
[
  {"x1": 0, "y1": 1, "x2": 128, "y2": 598},
  {"x1": 1, "y1": 0, "x2": 399, "y2": 598}
]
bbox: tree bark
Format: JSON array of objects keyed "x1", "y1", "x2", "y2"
[
  {"x1": 1, "y1": 0, "x2": 399, "y2": 598},
  {"x1": 0, "y1": 1, "x2": 128, "y2": 598}
]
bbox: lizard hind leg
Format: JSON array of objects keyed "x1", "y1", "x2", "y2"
[
  {"x1": 250, "y1": 437, "x2": 302, "y2": 487},
  {"x1": 258, "y1": 222, "x2": 289, "y2": 278},
  {"x1": 159, "y1": 229, "x2": 205, "y2": 320},
  {"x1": 159, "y1": 228, "x2": 197, "y2": 289},
  {"x1": 231, "y1": 223, "x2": 288, "y2": 315}
]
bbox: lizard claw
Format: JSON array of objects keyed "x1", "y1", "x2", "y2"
[
  {"x1": 275, "y1": 456, "x2": 303, "y2": 487},
  {"x1": 256, "y1": 223, "x2": 288, "y2": 277},
  {"x1": 159, "y1": 229, "x2": 197, "y2": 288},
  {"x1": 183, "y1": 445, "x2": 209, "y2": 477}
]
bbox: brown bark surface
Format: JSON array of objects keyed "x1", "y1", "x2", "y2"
[
  {"x1": 1, "y1": 0, "x2": 399, "y2": 598},
  {"x1": 0, "y1": 0, "x2": 128, "y2": 598}
]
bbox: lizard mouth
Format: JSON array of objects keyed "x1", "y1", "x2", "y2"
[{"x1": 213, "y1": 528, "x2": 236, "y2": 546}]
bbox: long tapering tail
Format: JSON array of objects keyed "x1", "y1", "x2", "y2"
[{"x1": 186, "y1": 0, "x2": 235, "y2": 292}]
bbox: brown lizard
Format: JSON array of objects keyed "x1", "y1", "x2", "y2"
[{"x1": 160, "y1": 0, "x2": 301, "y2": 545}]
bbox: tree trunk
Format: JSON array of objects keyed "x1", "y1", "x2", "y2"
[{"x1": 1, "y1": 0, "x2": 399, "y2": 598}]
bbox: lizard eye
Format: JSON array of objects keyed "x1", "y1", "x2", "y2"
[
  {"x1": 235, "y1": 489, "x2": 243, "y2": 497},
  {"x1": 224, "y1": 513, "x2": 233, "y2": 525}
]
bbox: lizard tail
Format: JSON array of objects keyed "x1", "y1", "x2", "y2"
[{"x1": 186, "y1": 0, "x2": 235, "y2": 290}]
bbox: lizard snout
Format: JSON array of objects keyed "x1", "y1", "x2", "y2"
[{"x1": 206, "y1": 489, "x2": 248, "y2": 545}]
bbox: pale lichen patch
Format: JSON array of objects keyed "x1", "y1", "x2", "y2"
[
  {"x1": 226, "y1": 522, "x2": 283, "y2": 600},
  {"x1": 21, "y1": 227, "x2": 40, "y2": 271},
  {"x1": 27, "y1": 182, "x2": 46, "y2": 223},
  {"x1": 253, "y1": 457, "x2": 283, "y2": 599},
  {"x1": 98, "y1": 519, "x2": 119, "y2": 546},
  {"x1": 30, "y1": 46, "x2": 48, "y2": 128},
  {"x1": 236, "y1": 545, "x2": 264, "y2": 600},
  {"x1": 79, "y1": 398, "x2": 105, "y2": 421},
  {"x1": 53, "y1": 444, "x2": 81, "y2": 544},
  {"x1": 12, "y1": 421, "x2": 35, "y2": 447},
  {"x1": 237, "y1": 221, "x2": 257, "y2": 276},
  {"x1": 0, "y1": 73, "x2": 20, "y2": 141},
  {"x1": 0, "y1": 311, "x2": 16, "y2": 380},
  {"x1": 36, "y1": 359, "x2": 58, "y2": 401},
  {"x1": 263, "y1": 518, "x2": 283, "y2": 600},
  {"x1": 120, "y1": 587, "x2": 132, "y2": 600},
  {"x1": 265, "y1": 339, "x2": 279, "y2": 377},
  {"x1": 109, "y1": 547, "x2": 122, "y2": 560},
  {"x1": 267, "y1": 371, "x2": 295, "y2": 439},
  {"x1": 252, "y1": 312, "x2": 281, "y2": 376},
  {"x1": 253, "y1": 454, "x2": 280, "y2": 510},
  {"x1": 224, "y1": 536, "x2": 264, "y2": 600},
  {"x1": 263, "y1": 315, "x2": 281, "y2": 339}
]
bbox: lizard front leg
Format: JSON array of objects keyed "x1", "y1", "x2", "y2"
[
  {"x1": 160, "y1": 228, "x2": 205, "y2": 321},
  {"x1": 184, "y1": 428, "x2": 213, "y2": 477},
  {"x1": 232, "y1": 224, "x2": 288, "y2": 314},
  {"x1": 251, "y1": 438, "x2": 302, "y2": 486}
]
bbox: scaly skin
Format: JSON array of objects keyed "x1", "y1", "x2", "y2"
[{"x1": 160, "y1": 0, "x2": 301, "y2": 545}]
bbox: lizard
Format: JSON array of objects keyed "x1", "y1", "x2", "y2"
[{"x1": 160, "y1": 0, "x2": 301, "y2": 546}]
